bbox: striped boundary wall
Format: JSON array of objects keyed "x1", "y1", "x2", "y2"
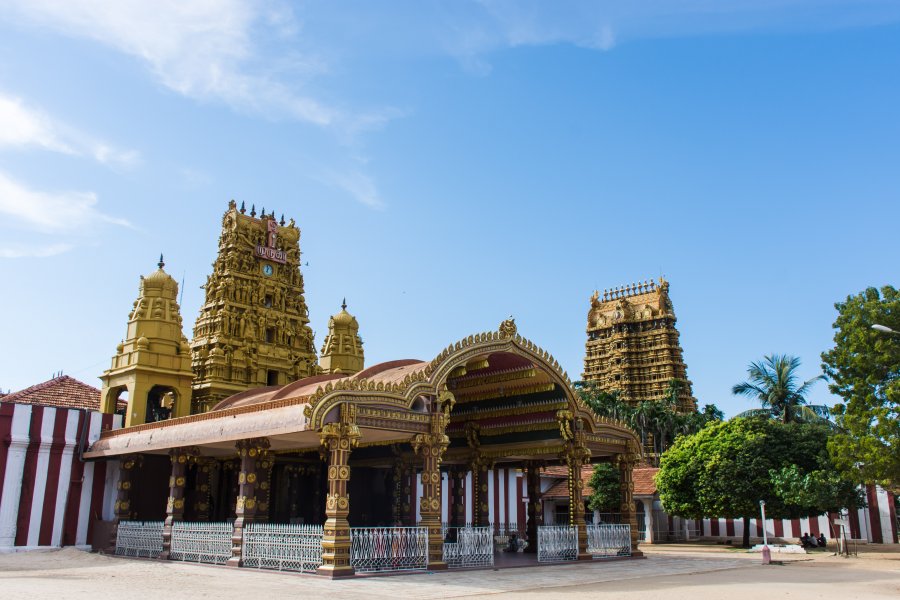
[
  {"x1": 688, "y1": 484, "x2": 898, "y2": 544},
  {"x1": 0, "y1": 402, "x2": 122, "y2": 551}
]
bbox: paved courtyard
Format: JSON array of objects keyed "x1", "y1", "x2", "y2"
[{"x1": 0, "y1": 545, "x2": 897, "y2": 599}]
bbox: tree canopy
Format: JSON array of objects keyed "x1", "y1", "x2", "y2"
[
  {"x1": 587, "y1": 463, "x2": 621, "y2": 513},
  {"x1": 822, "y1": 285, "x2": 900, "y2": 493},
  {"x1": 732, "y1": 354, "x2": 827, "y2": 423},
  {"x1": 656, "y1": 418, "x2": 861, "y2": 547}
]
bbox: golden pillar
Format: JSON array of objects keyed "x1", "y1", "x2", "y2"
[
  {"x1": 523, "y1": 461, "x2": 544, "y2": 553},
  {"x1": 618, "y1": 452, "x2": 642, "y2": 556},
  {"x1": 226, "y1": 438, "x2": 270, "y2": 567},
  {"x1": 316, "y1": 417, "x2": 360, "y2": 578},
  {"x1": 413, "y1": 399, "x2": 450, "y2": 570},
  {"x1": 110, "y1": 454, "x2": 140, "y2": 551},
  {"x1": 161, "y1": 447, "x2": 198, "y2": 560}
]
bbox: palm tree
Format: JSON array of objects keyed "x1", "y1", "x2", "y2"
[{"x1": 732, "y1": 354, "x2": 827, "y2": 423}]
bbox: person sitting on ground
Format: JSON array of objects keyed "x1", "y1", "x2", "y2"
[
  {"x1": 817, "y1": 533, "x2": 827, "y2": 548},
  {"x1": 800, "y1": 533, "x2": 816, "y2": 549},
  {"x1": 506, "y1": 533, "x2": 519, "y2": 552}
]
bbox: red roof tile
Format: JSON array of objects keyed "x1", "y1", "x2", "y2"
[
  {"x1": 542, "y1": 465, "x2": 659, "y2": 499},
  {"x1": 1, "y1": 376, "x2": 102, "y2": 411},
  {"x1": 633, "y1": 467, "x2": 659, "y2": 496}
]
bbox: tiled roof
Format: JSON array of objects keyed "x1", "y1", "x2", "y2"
[
  {"x1": 1, "y1": 376, "x2": 102, "y2": 411},
  {"x1": 542, "y1": 465, "x2": 659, "y2": 499},
  {"x1": 633, "y1": 467, "x2": 659, "y2": 496}
]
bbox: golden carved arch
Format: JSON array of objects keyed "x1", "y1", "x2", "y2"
[{"x1": 303, "y1": 319, "x2": 639, "y2": 447}]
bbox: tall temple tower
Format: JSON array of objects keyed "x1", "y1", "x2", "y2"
[
  {"x1": 319, "y1": 300, "x2": 364, "y2": 375},
  {"x1": 582, "y1": 278, "x2": 697, "y2": 412},
  {"x1": 190, "y1": 201, "x2": 318, "y2": 413},
  {"x1": 100, "y1": 257, "x2": 195, "y2": 427}
]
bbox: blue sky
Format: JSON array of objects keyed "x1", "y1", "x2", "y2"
[{"x1": 0, "y1": 1, "x2": 898, "y2": 417}]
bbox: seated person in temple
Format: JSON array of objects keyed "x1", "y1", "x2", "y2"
[{"x1": 505, "y1": 533, "x2": 520, "y2": 552}]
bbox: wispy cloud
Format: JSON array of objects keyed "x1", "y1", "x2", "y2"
[
  {"x1": 3, "y1": 0, "x2": 344, "y2": 127},
  {"x1": 0, "y1": 170, "x2": 129, "y2": 239},
  {"x1": 319, "y1": 169, "x2": 385, "y2": 210},
  {"x1": 0, "y1": 242, "x2": 74, "y2": 259},
  {"x1": 0, "y1": 92, "x2": 139, "y2": 167}
]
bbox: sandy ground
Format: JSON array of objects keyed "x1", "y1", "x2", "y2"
[{"x1": 0, "y1": 545, "x2": 897, "y2": 600}]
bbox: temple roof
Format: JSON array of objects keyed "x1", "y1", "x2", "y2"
[
  {"x1": 1, "y1": 375, "x2": 103, "y2": 411},
  {"x1": 212, "y1": 359, "x2": 427, "y2": 411}
]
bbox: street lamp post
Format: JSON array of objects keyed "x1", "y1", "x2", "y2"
[{"x1": 759, "y1": 500, "x2": 771, "y2": 564}]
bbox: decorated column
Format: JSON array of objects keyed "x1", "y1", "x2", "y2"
[
  {"x1": 413, "y1": 392, "x2": 452, "y2": 570},
  {"x1": 255, "y1": 455, "x2": 274, "y2": 523},
  {"x1": 316, "y1": 407, "x2": 360, "y2": 578},
  {"x1": 193, "y1": 458, "x2": 215, "y2": 522},
  {"x1": 618, "y1": 452, "x2": 642, "y2": 556},
  {"x1": 449, "y1": 466, "x2": 466, "y2": 527},
  {"x1": 226, "y1": 437, "x2": 270, "y2": 567},
  {"x1": 470, "y1": 457, "x2": 491, "y2": 527},
  {"x1": 523, "y1": 460, "x2": 544, "y2": 553},
  {"x1": 558, "y1": 409, "x2": 591, "y2": 560},
  {"x1": 161, "y1": 447, "x2": 198, "y2": 560},
  {"x1": 109, "y1": 454, "x2": 141, "y2": 551}
]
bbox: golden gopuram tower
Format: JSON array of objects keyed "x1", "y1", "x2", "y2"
[
  {"x1": 583, "y1": 278, "x2": 697, "y2": 412},
  {"x1": 190, "y1": 201, "x2": 318, "y2": 413}
]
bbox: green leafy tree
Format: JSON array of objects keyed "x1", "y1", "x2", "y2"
[
  {"x1": 587, "y1": 463, "x2": 621, "y2": 512},
  {"x1": 657, "y1": 418, "x2": 856, "y2": 548},
  {"x1": 770, "y1": 465, "x2": 864, "y2": 513},
  {"x1": 822, "y1": 285, "x2": 900, "y2": 493},
  {"x1": 732, "y1": 354, "x2": 827, "y2": 423}
]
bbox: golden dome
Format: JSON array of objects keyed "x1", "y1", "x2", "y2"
[
  {"x1": 142, "y1": 254, "x2": 178, "y2": 292},
  {"x1": 331, "y1": 299, "x2": 358, "y2": 329}
]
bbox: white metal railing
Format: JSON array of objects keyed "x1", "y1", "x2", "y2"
[
  {"x1": 243, "y1": 523, "x2": 324, "y2": 573},
  {"x1": 443, "y1": 527, "x2": 494, "y2": 568},
  {"x1": 537, "y1": 525, "x2": 578, "y2": 562},
  {"x1": 587, "y1": 524, "x2": 631, "y2": 557},
  {"x1": 350, "y1": 527, "x2": 428, "y2": 573},
  {"x1": 115, "y1": 520, "x2": 164, "y2": 558},
  {"x1": 170, "y1": 521, "x2": 233, "y2": 565}
]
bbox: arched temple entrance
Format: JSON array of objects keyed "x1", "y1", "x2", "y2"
[{"x1": 86, "y1": 320, "x2": 642, "y2": 577}]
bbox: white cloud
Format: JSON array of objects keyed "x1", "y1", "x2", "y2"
[
  {"x1": 320, "y1": 169, "x2": 385, "y2": 210},
  {"x1": 0, "y1": 242, "x2": 74, "y2": 258},
  {"x1": 0, "y1": 92, "x2": 139, "y2": 167},
  {"x1": 4, "y1": 0, "x2": 338, "y2": 127},
  {"x1": 0, "y1": 170, "x2": 130, "y2": 235}
]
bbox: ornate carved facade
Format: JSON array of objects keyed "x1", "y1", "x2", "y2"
[
  {"x1": 583, "y1": 278, "x2": 696, "y2": 412},
  {"x1": 190, "y1": 202, "x2": 318, "y2": 413}
]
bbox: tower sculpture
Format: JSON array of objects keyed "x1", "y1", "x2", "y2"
[
  {"x1": 190, "y1": 201, "x2": 318, "y2": 413},
  {"x1": 319, "y1": 299, "x2": 364, "y2": 376},
  {"x1": 99, "y1": 256, "x2": 195, "y2": 427},
  {"x1": 582, "y1": 278, "x2": 697, "y2": 412}
]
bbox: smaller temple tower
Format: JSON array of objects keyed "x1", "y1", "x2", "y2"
[
  {"x1": 100, "y1": 256, "x2": 194, "y2": 427},
  {"x1": 583, "y1": 278, "x2": 697, "y2": 412},
  {"x1": 319, "y1": 300, "x2": 364, "y2": 375}
]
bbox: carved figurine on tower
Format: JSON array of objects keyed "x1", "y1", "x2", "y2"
[{"x1": 190, "y1": 201, "x2": 318, "y2": 413}]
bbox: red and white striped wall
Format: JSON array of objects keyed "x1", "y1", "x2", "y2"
[
  {"x1": 0, "y1": 403, "x2": 122, "y2": 551},
  {"x1": 693, "y1": 485, "x2": 898, "y2": 544}
]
